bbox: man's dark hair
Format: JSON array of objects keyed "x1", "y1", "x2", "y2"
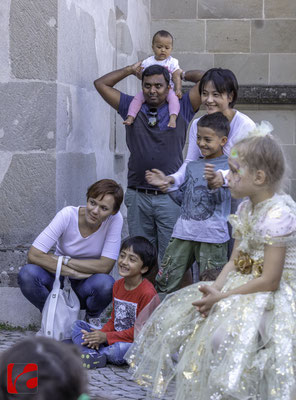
[
  {"x1": 120, "y1": 236, "x2": 158, "y2": 278},
  {"x1": 142, "y1": 65, "x2": 170, "y2": 86},
  {"x1": 152, "y1": 30, "x2": 173, "y2": 44},
  {"x1": 197, "y1": 112, "x2": 230, "y2": 138},
  {"x1": 199, "y1": 68, "x2": 238, "y2": 108}
]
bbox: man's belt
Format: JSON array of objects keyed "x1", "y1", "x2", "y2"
[{"x1": 128, "y1": 187, "x2": 166, "y2": 195}]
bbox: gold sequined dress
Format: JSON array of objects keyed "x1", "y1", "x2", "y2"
[{"x1": 125, "y1": 193, "x2": 296, "y2": 400}]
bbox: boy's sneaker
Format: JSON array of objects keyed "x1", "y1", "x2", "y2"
[
  {"x1": 85, "y1": 313, "x2": 102, "y2": 329},
  {"x1": 81, "y1": 352, "x2": 107, "y2": 369}
]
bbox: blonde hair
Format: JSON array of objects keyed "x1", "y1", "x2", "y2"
[{"x1": 233, "y1": 133, "x2": 286, "y2": 190}]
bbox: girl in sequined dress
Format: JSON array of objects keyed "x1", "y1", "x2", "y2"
[{"x1": 125, "y1": 123, "x2": 296, "y2": 400}]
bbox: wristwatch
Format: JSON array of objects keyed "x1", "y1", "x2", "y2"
[
  {"x1": 63, "y1": 256, "x2": 71, "y2": 266},
  {"x1": 181, "y1": 70, "x2": 186, "y2": 81}
]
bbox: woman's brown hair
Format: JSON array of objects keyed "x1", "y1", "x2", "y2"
[{"x1": 87, "y1": 179, "x2": 124, "y2": 213}]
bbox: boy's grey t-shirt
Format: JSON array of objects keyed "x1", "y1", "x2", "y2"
[{"x1": 172, "y1": 155, "x2": 231, "y2": 243}]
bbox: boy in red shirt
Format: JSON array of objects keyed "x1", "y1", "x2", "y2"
[{"x1": 71, "y1": 236, "x2": 159, "y2": 368}]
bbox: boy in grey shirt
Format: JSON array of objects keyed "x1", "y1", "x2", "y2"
[{"x1": 154, "y1": 112, "x2": 231, "y2": 293}]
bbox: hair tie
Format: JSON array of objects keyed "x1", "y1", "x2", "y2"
[{"x1": 248, "y1": 120, "x2": 273, "y2": 138}]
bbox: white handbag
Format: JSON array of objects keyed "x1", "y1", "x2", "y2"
[{"x1": 37, "y1": 256, "x2": 80, "y2": 341}]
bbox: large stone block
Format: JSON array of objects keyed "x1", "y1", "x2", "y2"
[
  {"x1": 289, "y1": 179, "x2": 296, "y2": 202},
  {"x1": 56, "y1": 152, "x2": 97, "y2": 211},
  {"x1": 151, "y1": 0, "x2": 197, "y2": 19},
  {"x1": 0, "y1": 0, "x2": 10, "y2": 82},
  {"x1": 0, "y1": 249, "x2": 27, "y2": 285},
  {"x1": 57, "y1": 1, "x2": 99, "y2": 89},
  {"x1": 207, "y1": 21, "x2": 250, "y2": 53},
  {"x1": 0, "y1": 153, "x2": 56, "y2": 247},
  {"x1": 115, "y1": 0, "x2": 128, "y2": 20},
  {"x1": 237, "y1": 107, "x2": 296, "y2": 145},
  {"x1": 270, "y1": 54, "x2": 296, "y2": 85},
  {"x1": 108, "y1": 8, "x2": 117, "y2": 47},
  {"x1": 56, "y1": 84, "x2": 118, "y2": 159},
  {"x1": 0, "y1": 82, "x2": 57, "y2": 152},
  {"x1": 0, "y1": 287, "x2": 41, "y2": 328},
  {"x1": 198, "y1": 0, "x2": 262, "y2": 19},
  {"x1": 174, "y1": 53, "x2": 214, "y2": 72},
  {"x1": 116, "y1": 21, "x2": 133, "y2": 55},
  {"x1": 265, "y1": 0, "x2": 296, "y2": 18},
  {"x1": 282, "y1": 145, "x2": 296, "y2": 179},
  {"x1": 10, "y1": 0, "x2": 57, "y2": 80},
  {"x1": 214, "y1": 54, "x2": 268, "y2": 85},
  {"x1": 251, "y1": 20, "x2": 296, "y2": 53},
  {"x1": 151, "y1": 20, "x2": 205, "y2": 52}
]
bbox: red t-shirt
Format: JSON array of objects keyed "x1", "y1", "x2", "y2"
[{"x1": 101, "y1": 278, "x2": 157, "y2": 345}]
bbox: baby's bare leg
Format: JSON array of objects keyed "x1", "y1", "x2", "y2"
[{"x1": 168, "y1": 114, "x2": 177, "y2": 128}]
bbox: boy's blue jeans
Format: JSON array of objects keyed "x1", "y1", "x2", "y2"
[
  {"x1": 18, "y1": 263, "x2": 114, "y2": 317},
  {"x1": 72, "y1": 320, "x2": 131, "y2": 365}
]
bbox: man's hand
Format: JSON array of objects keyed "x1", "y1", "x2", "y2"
[
  {"x1": 130, "y1": 61, "x2": 143, "y2": 80},
  {"x1": 204, "y1": 164, "x2": 224, "y2": 189},
  {"x1": 192, "y1": 285, "x2": 223, "y2": 317},
  {"x1": 81, "y1": 329, "x2": 107, "y2": 350},
  {"x1": 145, "y1": 169, "x2": 173, "y2": 192}
]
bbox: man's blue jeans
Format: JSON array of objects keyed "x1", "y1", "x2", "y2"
[
  {"x1": 18, "y1": 264, "x2": 114, "y2": 317},
  {"x1": 124, "y1": 188, "x2": 180, "y2": 261},
  {"x1": 72, "y1": 320, "x2": 131, "y2": 365}
]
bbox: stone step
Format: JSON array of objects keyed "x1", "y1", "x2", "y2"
[{"x1": 0, "y1": 287, "x2": 41, "y2": 328}]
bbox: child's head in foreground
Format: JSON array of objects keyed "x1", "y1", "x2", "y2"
[
  {"x1": 227, "y1": 122, "x2": 286, "y2": 200},
  {"x1": 151, "y1": 30, "x2": 174, "y2": 61},
  {"x1": 0, "y1": 336, "x2": 88, "y2": 400},
  {"x1": 118, "y1": 236, "x2": 158, "y2": 282},
  {"x1": 197, "y1": 112, "x2": 230, "y2": 159}
]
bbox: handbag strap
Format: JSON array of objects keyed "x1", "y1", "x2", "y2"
[{"x1": 45, "y1": 256, "x2": 63, "y2": 337}]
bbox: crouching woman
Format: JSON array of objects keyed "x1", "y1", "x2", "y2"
[{"x1": 18, "y1": 179, "x2": 124, "y2": 324}]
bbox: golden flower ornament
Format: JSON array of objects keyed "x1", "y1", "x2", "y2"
[{"x1": 234, "y1": 251, "x2": 263, "y2": 277}]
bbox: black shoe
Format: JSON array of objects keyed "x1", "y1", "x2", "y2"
[{"x1": 81, "y1": 352, "x2": 107, "y2": 369}]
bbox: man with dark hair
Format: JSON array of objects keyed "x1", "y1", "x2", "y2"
[{"x1": 94, "y1": 62, "x2": 203, "y2": 260}]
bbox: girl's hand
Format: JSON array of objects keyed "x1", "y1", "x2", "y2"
[
  {"x1": 192, "y1": 285, "x2": 223, "y2": 317},
  {"x1": 81, "y1": 329, "x2": 107, "y2": 350},
  {"x1": 145, "y1": 169, "x2": 173, "y2": 192}
]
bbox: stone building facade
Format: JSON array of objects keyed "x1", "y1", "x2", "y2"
[
  {"x1": 0, "y1": 0, "x2": 295, "y2": 326},
  {"x1": 0, "y1": 0, "x2": 150, "y2": 326}
]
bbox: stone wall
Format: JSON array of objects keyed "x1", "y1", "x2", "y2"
[
  {"x1": 0, "y1": 0, "x2": 150, "y2": 326},
  {"x1": 0, "y1": 0, "x2": 58, "y2": 289},
  {"x1": 151, "y1": 0, "x2": 296, "y2": 85},
  {"x1": 151, "y1": 0, "x2": 296, "y2": 196}
]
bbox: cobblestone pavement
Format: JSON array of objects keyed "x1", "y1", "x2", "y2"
[{"x1": 0, "y1": 330, "x2": 175, "y2": 400}]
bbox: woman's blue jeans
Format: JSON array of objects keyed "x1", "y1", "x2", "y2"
[
  {"x1": 18, "y1": 264, "x2": 114, "y2": 317},
  {"x1": 71, "y1": 320, "x2": 131, "y2": 365}
]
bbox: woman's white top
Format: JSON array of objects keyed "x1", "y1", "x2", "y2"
[{"x1": 32, "y1": 206, "x2": 123, "y2": 260}]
